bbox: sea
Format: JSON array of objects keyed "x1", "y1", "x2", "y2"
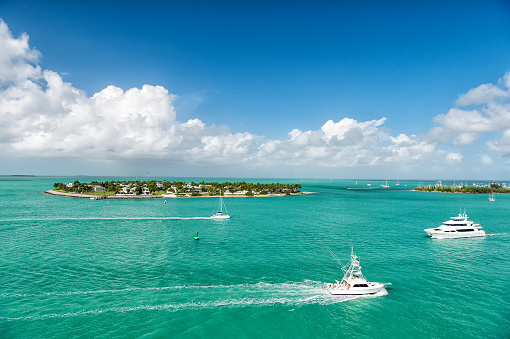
[{"x1": 0, "y1": 177, "x2": 508, "y2": 338}]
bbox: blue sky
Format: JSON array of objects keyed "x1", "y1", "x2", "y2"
[{"x1": 1, "y1": 0, "x2": 510, "y2": 179}]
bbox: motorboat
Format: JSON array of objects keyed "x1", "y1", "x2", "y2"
[
  {"x1": 424, "y1": 211, "x2": 487, "y2": 239},
  {"x1": 327, "y1": 247, "x2": 390, "y2": 295},
  {"x1": 211, "y1": 191, "x2": 230, "y2": 219}
]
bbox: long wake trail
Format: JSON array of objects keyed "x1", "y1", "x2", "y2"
[
  {"x1": 0, "y1": 282, "x2": 388, "y2": 322},
  {"x1": 0, "y1": 217, "x2": 213, "y2": 222}
]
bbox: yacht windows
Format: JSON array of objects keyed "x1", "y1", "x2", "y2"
[
  {"x1": 457, "y1": 229, "x2": 474, "y2": 232},
  {"x1": 353, "y1": 284, "x2": 369, "y2": 288}
]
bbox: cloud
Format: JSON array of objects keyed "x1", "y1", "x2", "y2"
[
  {"x1": 456, "y1": 83, "x2": 508, "y2": 106},
  {"x1": 0, "y1": 19, "x2": 455, "y2": 174},
  {"x1": 1, "y1": 19, "x2": 509, "y2": 177},
  {"x1": 434, "y1": 108, "x2": 493, "y2": 133},
  {"x1": 0, "y1": 20, "x2": 41, "y2": 86},
  {"x1": 480, "y1": 155, "x2": 493, "y2": 165},
  {"x1": 487, "y1": 129, "x2": 510, "y2": 156},
  {"x1": 0, "y1": 20, "x2": 259, "y2": 164},
  {"x1": 446, "y1": 152, "x2": 462, "y2": 162},
  {"x1": 433, "y1": 72, "x2": 510, "y2": 155},
  {"x1": 453, "y1": 133, "x2": 479, "y2": 147}
]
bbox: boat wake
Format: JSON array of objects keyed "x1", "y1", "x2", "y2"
[
  {"x1": 1, "y1": 282, "x2": 388, "y2": 322},
  {"x1": 0, "y1": 217, "x2": 213, "y2": 222}
]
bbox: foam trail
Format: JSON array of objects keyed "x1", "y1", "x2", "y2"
[
  {"x1": 0, "y1": 217, "x2": 212, "y2": 222},
  {"x1": 2, "y1": 282, "x2": 325, "y2": 298},
  {"x1": 0, "y1": 292, "x2": 387, "y2": 322},
  {"x1": 2, "y1": 281, "x2": 387, "y2": 305}
]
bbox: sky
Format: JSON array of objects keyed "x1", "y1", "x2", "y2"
[{"x1": 1, "y1": 0, "x2": 510, "y2": 179}]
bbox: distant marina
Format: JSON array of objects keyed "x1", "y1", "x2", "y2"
[{"x1": 414, "y1": 180, "x2": 510, "y2": 194}]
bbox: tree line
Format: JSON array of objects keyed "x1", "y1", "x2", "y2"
[
  {"x1": 53, "y1": 180, "x2": 302, "y2": 196},
  {"x1": 415, "y1": 183, "x2": 510, "y2": 194}
]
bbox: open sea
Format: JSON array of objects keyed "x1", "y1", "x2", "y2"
[{"x1": 1, "y1": 177, "x2": 509, "y2": 338}]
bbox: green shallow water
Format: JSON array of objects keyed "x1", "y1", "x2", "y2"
[{"x1": 0, "y1": 177, "x2": 509, "y2": 338}]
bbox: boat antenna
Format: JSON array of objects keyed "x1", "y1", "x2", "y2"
[{"x1": 322, "y1": 243, "x2": 344, "y2": 266}]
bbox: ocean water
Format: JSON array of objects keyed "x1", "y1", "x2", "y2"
[{"x1": 0, "y1": 177, "x2": 509, "y2": 338}]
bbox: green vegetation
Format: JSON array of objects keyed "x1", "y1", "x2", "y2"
[
  {"x1": 52, "y1": 180, "x2": 302, "y2": 197},
  {"x1": 415, "y1": 183, "x2": 510, "y2": 194}
]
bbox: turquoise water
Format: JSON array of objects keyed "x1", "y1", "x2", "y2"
[{"x1": 1, "y1": 177, "x2": 509, "y2": 338}]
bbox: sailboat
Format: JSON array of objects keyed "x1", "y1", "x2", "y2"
[
  {"x1": 380, "y1": 179, "x2": 389, "y2": 188},
  {"x1": 211, "y1": 191, "x2": 230, "y2": 219},
  {"x1": 488, "y1": 192, "x2": 496, "y2": 202}
]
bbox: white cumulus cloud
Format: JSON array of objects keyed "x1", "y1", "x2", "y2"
[
  {"x1": 433, "y1": 72, "x2": 510, "y2": 157},
  {"x1": 1, "y1": 18, "x2": 510, "y2": 177}
]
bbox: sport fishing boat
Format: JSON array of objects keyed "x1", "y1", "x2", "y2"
[
  {"x1": 326, "y1": 247, "x2": 390, "y2": 295},
  {"x1": 424, "y1": 211, "x2": 486, "y2": 239},
  {"x1": 211, "y1": 191, "x2": 230, "y2": 219}
]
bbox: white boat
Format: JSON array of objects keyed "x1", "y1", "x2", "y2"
[
  {"x1": 488, "y1": 192, "x2": 495, "y2": 202},
  {"x1": 380, "y1": 179, "x2": 389, "y2": 188},
  {"x1": 424, "y1": 211, "x2": 486, "y2": 239},
  {"x1": 327, "y1": 247, "x2": 390, "y2": 295},
  {"x1": 211, "y1": 191, "x2": 230, "y2": 219}
]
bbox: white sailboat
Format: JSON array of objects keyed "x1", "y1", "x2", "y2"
[
  {"x1": 211, "y1": 191, "x2": 230, "y2": 219},
  {"x1": 380, "y1": 179, "x2": 389, "y2": 188},
  {"x1": 488, "y1": 192, "x2": 495, "y2": 202}
]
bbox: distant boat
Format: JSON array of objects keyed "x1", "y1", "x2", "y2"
[
  {"x1": 488, "y1": 192, "x2": 495, "y2": 202},
  {"x1": 211, "y1": 191, "x2": 230, "y2": 219},
  {"x1": 380, "y1": 179, "x2": 389, "y2": 188},
  {"x1": 396, "y1": 180, "x2": 400, "y2": 186}
]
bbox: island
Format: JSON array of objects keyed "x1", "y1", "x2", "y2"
[
  {"x1": 47, "y1": 180, "x2": 303, "y2": 199},
  {"x1": 414, "y1": 182, "x2": 510, "y2": 194}
]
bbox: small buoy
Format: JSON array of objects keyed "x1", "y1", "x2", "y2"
[{"x1": 194, "y1": 232, "x2": 199, "y2": 240}]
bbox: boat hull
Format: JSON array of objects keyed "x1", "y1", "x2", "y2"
[
  {"x1": 424, "y1": 229, "x2": 486, "y2": 239},
  {"x1": 327, "y1": 283, "x2": 387, "y2": 295},
  {"x1": 211, "y1": 215, "x2": 230, "y2": 219}
]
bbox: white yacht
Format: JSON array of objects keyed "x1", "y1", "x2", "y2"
[
  {"x1": 327, "y1": 247, "x2": 390, "y2": 295},
  {"x1": 488, "y1": 192, "x2": 495, "y2": 202},
  {"x1": 211, "y1": 192, "x2": 230, "y2": 219},
  {"x1": 424, "y1": 211, "x2": 486, "y2": 239}
]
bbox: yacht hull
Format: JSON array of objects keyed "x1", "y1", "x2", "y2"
[{"x1": 424, "y1": 229, "x2": 486, "y2": 239}]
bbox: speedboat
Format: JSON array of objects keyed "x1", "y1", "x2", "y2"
[
  {"x1": 327, "y1": 247, "x2": 390, "y2": 295},
  {"x1": 211, "y1": 192, "x2": 230, "y2": 219},
  {"x1": 424, "y1": 211, "x2": 486, "y2": 239}
]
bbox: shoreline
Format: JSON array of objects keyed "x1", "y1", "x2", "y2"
[{"x1": 45, "y1": 190, "x2": 312, "y2": 199}]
